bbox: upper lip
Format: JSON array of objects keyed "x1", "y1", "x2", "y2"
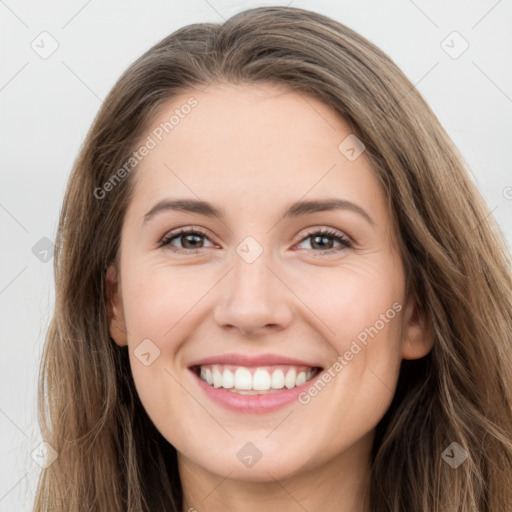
[{"x1": 188, "y1": 353, "x2": 323, "y2": 369}]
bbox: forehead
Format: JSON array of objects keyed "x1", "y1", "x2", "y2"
[{"x1": 127, "y1": 82, "x2": 386, "y2": 223}]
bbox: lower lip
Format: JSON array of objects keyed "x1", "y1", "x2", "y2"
[{"x1": 190, "y1": 369, "x2": 322, "y2": 413}]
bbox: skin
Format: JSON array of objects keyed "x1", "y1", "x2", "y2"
[{"x1": 107, "y1": 82, "x2": 433, "y2": 512}]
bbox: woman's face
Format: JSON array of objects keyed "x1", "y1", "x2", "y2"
[{"x1": 107, "y1": 82, "x2": 432, "y2": 483}]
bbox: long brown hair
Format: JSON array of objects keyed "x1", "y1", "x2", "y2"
[{"x1": 34, "y1": 6, "x2": 512, "y2": 511}]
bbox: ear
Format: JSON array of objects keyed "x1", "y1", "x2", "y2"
[
  {"x1": 106, "y1": 264, "x2": 128, "y2": 347},
  {"x1": 401, "y1": 293, "x2": 434, "y2": 360}
]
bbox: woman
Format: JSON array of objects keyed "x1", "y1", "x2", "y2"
[{"x1": 34, "y1": 6, "x2": 512, "y2": 511}]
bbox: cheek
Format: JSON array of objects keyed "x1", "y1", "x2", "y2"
[
  {"x1": 117, "y1": 251, "x2": 406, "y2": 477},
  {"x1": 123, "y1": 253, "x2": 404, "y2": 392},
  {"x1": 122, "y1": 262, "x2": 207, "y2": 340},
  {"x1": 298, "y1": 261, "x2": 404, "y2": 351},
  {"x1": 119, "y1": 263, "x2": 199, "y2": 408},
  {"x1": 297, "y1": 263, "x2": 404, "y2": 412}
]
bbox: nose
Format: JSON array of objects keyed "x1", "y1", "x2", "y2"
[{"x1": 213, "y1": 247, "x2": 293, "y2": 337}]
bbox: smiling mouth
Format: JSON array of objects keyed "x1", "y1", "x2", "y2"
[{"x1": 191, "y1": 364, "x2": 323, "y2": 395}]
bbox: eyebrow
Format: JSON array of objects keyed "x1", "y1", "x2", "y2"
[{"x1": 143, "y1": 197, "x2": 374, "y2": 226}]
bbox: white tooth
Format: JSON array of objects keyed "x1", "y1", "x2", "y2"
[
  {"x1": 205, "y1": 368, "x2": 213, "y2": 385},
  {"x1": 296, "y1": 371, "x2": 306, "y2": 387},
  {"x1": 212, "y1": 366, "x2": 222, "y2": 388},
  {"x1": 306, "y1": 369, "x2": 313, "y2": 380},
  {"x1": 285, "y1": 368, "x2": 297, "y2": 389},
  {"x1": 234, "y1": 367, "x2": 252, "y2": 390},
  {"x1": 222, "y1": 369, "x2": 234, "y2": 389},
  {"x1": 200, "y1": 367, "x2": 207, "y2": 381},
  {"x1": 270, "y1": 369, "x2": 285, "y2": 389},
  {"x1": 253, "y1": 368, "x2": 271, "y2": 391}
]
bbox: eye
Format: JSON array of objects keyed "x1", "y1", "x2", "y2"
[
  {"x1": 294, "y1": 228, "x2": 352, "y2": 254},
  {"x1": 159, "y1": 227, "x2": 214, "y2": 253},
  {"x1": 159, "y1": 226, "x2": 352, "y2": 255}
]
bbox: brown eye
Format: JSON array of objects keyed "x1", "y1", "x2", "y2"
[
  {"x1": 159, "y1": 227, "x2": 352, "y2": 255},
  {"x1": 160, "y1": 228, "x2": 214, "y2": 252},
  {"x1": 296, "y1": 228, "x2": 352, "y2": 254}
]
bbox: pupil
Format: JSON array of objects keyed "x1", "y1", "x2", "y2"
[
  {"x1": 313, "y1": 235, "x2": 332, "y2": 250},
  {"x1": 179, "y1": 233, "x2": 335, "y2": 250},
  {"x1": 183, "y1": 234, "x2": 202, "y2": 248}
]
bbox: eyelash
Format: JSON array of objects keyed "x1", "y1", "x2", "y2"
[{"x1": 159, "y1": 227, "x2": 352, "y2": 255}]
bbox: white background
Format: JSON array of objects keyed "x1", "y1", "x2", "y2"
[{"x1": 1, "y1": 0, "x2": 511, "y2": 509}]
